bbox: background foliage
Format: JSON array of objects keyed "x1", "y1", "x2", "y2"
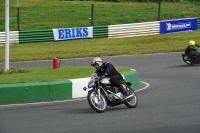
[{"x1": 0, "y1": 0, "x2": 200, "y2": 31}]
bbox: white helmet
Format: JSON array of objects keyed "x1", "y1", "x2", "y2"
[{"x1": 91, "y1": 57, "x2": 103, "y2": 67}]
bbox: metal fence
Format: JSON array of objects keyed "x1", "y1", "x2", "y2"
[{"x1": 2, "y1": 1, "x2": 200, "y2": 32}]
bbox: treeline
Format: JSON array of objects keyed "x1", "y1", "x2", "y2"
[{"x1": 61, "y1": 0, "x2": 199, "y2": 2}]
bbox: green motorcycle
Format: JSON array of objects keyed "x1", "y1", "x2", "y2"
[{"x1": 182, "y1": 48, "x2": 200, "y2": 65}]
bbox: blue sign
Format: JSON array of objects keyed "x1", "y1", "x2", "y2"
[
  {"x1": 53, "y1": 27, "x2": 93, "y2": 41},
  {"x1": 160, "y1": 18, "x2": 198, "y2": 34}
]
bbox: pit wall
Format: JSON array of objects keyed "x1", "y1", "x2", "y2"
[{"x1": 0, "y1": 69, "x2": 139, "y2": 104}]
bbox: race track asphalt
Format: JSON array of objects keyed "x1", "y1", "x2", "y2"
[{"x1": 0, "y1": 52, "x2": 200, "y2": 133}]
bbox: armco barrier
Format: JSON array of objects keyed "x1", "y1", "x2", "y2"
[
  {"x1": 0, "y1": 31, "x2": 19, "y2": 44},
  {"x1": 1, "y1": 17, "x2": 199, "y2": 44},
  {"x1": 0, "y1": 70, "x2": 139, "y2": 104},
  {"x1": 93, "y1": 26, "x2": 108, "y2": 39},
  {"x1": 17, "y1": 26, "x2": 108, "y2": 44},
  {"x1": 19, "y1": 29, "x2": 54, "y2": 44},
  {"x1": 108, "y1": 21, "x2": 160, "y2": 38}
]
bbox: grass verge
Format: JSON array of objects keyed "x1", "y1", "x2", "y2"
[
  {"x1": 0, "y1": 66, "x2": 130, "y2": 84},
  {"x1": 0, "y1": 30, "x2": 200, "y2": 62}
]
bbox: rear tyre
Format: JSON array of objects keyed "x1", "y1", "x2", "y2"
[{"x1": 87, "y1": 90, "x2": 107, "y2": 113}]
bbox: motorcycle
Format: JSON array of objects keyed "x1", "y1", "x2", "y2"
[
  {"x1": 182, "y1": 48, "x2": 200, "y2": 65},
  {"x1": 83, "y1": 73, "x2": 138, "y2": 113}
]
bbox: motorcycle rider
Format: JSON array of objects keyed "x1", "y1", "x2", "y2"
[
  {"x1": 91, "y1": 57, "x2": 129, "y2": 97},
  {"x1": 185, "y1": 40, "x2": 200, "y2": 64}
]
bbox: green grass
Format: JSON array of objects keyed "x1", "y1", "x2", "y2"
[
  {"x1": 0, "y1": 0, "x2": 200, "y2": 31},
  {"x1": 0, "y1": 66, "x2": 130, "y2": 84},
  {"x1": 0, "y1": 0, "x2": 200, "y2": 84},
  {"x1": 0, "y1": 30, "x2": 200, "y2": 62},
  {"x1": 1, "y1": 30, "x2": 200, "y2": 84}
]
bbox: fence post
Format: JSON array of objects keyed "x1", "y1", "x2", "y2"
[
  {"x1": 17, "y1": 7, "x2": 20, "y2": 31},
  {"x1": 157, "y1": 1, "x2": 161, "y2": 21},
  {"x1": 17, "y1": 0, "x2": 20, "y2": 31},
  {"x1": 91, "y1": 4, "x2": 94, "y2": 26}
]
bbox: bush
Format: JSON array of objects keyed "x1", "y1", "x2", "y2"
[{"x1": 0, "y1": 66, "x2": 29, "y2": 74}]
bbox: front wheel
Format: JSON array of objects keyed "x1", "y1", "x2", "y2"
[
  {"x1": 87, "y1": 90, "x2": 107, "y2": 113},
  {"x1": 124, "y1": 87, "x2": 138, "y2": 108},
  {"x1": 182, "y1": 54, "x2": 192, "y2": 65}
]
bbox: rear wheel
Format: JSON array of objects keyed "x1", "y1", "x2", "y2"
[
  {"x1": 87, "y1": 90, "x2": 107, "y2": 113},
  {"x1": 124, "y1": 87, "x2": 138, "y2": 108}
]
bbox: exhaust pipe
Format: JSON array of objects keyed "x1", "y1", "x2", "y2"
[{"x1": 122, "y1": 94, "x2": 135, "y2": 101}]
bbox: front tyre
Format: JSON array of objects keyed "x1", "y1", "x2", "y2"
[
  {"x1": 182, "y1": 54, "x2": 192, "y2": 65},
  {"x1": 87, "y1": 90, "x2": 107, "y2": 113},
  {"x1": 124, "y1": 87, "x2": 138, "y2": 108}
]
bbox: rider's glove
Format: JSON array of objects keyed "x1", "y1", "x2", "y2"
[{"x1": 100, "y1": 73, "x2": 108, "y2": 80}]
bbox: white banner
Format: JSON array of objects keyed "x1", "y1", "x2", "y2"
[{"x1": 53, "y1": 27, "x2": 93, "y2": 41}]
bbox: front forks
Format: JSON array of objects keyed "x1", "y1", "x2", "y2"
[{"x1": 97, "y1": 88, "x2": 101, "y2": 101}]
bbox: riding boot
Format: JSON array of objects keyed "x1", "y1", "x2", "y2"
[{"x1": 118, "y1": 84, "x2": 129, "y2": 97}]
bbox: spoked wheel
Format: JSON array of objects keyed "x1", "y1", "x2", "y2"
[
  {"x1": 87, "y1": 90, "x2": 107, "y2": 113},
  {"x1": 124, "y1": 87, "x2": 138, "y2": 108}
]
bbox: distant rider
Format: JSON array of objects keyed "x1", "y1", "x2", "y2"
[
  {"x1": 185, "y1": 40, "x2": 200, "y2": 64},
  {"x1": 91, "y1": 57, "x2": 129, "y2": 97}
]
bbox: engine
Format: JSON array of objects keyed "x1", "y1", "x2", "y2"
[{"x1": 105, "y1": 86, "x2": 123, "y2": 101}]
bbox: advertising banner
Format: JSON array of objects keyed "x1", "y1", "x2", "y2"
[
  {"x1": 160, "y1": 18, "x2": 197, "y2": 34},
  {"x1": 53, "y1": 27, "x2": 93, "y2": 41}
]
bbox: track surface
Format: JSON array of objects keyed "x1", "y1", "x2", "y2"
[{"x1": 0, "y1": 52, "x2": 200, "y2": 133}]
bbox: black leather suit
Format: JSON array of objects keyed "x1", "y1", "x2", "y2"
[
  {"x1": 95, "y1": 62, "x2": 127, "y2": 95},
  {"x1": 95, "y1": 62, "x2": 123, "y2": 86},
  {"x1": 185, "y1": 44, "x2": 200, "y2": 59}
]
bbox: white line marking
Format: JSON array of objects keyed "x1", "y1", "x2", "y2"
[
  {"x1": 0, "y1": 98, "x2": 87, "y2": 107},
  {"x1": 135, "y1": 81, "x2": 150, "y2": 92},
  {"x1": 0, "y1": 81, "x2": 149, "y2": 107}
]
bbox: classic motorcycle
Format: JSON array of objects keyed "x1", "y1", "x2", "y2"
[
  {"x1": 182, "y1": 48, "x2": 200, "y2": 65},
  {"x1": 83, "y1": 73, "x2": 138, "y2": 113}
]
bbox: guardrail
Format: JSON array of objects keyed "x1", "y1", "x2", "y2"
[
  {"x1": 0, "y1": 26, "x2": 109, "y2": 44},
  {"x1": 108, "y1": 21, "x2": 160, "y2": 38},
  {"x1": 19, "y1": 29, "x2": 54, "y2": 44},
  {"x1": 0, "y1": 17, "x2": 199, "y2": 44},
  {"x1": 93, "y1": 26, "x2": 108, "y2": 39},
  {"x1": 0, "y1": 31, "x2": 19, "y2": 44}
]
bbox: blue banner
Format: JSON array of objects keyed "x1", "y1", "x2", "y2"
[
  {"x1": 53, "y1": 27, "x2": 93, "y2": 41},
  {"x1": 160, "y1": 18, "x2": 198, "y2": 34}
]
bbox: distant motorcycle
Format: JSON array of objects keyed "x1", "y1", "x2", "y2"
[
  {"x1": 83, "y1": 73, "x2": 138, "y2": 113},
  {"x1": 182, "y1": 48, "x2": 200, "y2": 65}
]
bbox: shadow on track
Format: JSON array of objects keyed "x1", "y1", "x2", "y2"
[
  {"x1": 165, "y1": 64, "x2": 200, "y2": 68},
  {"x1": 62, "y1": 105, "x2": 135, "y2": 114}
]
